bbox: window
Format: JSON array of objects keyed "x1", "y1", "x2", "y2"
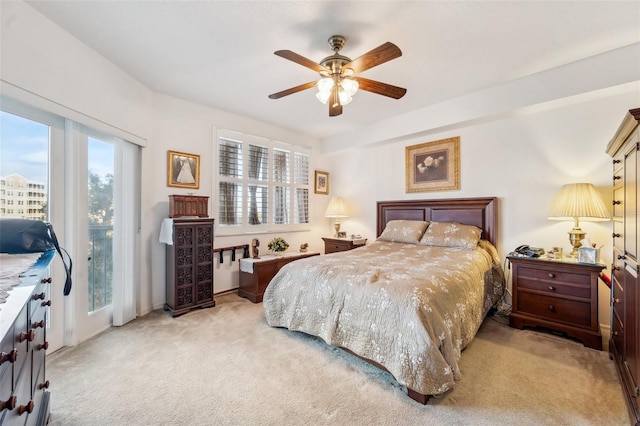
[{"x1": 216, "y1": 128, "x2": 310, "y2": 234}]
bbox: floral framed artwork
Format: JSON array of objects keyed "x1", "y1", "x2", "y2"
[
  {"x1": 167, "y1": 150, "x2": 200, "y2": 189},
  {"x1": 405, "y1": 137, "x2": 460, "y2": 192},
  {"x1": 314, "y1": 170, "x2": 330, "y2": 195}
]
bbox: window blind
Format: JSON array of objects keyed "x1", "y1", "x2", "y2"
[{"x1": 215, "y1": 128, "x2": 310, "y2": 233}]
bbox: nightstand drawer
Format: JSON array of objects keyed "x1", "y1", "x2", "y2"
[
  {"x1": 517, "y1": 266, "x2": 591, "y2": 287},
  {"x1": 517, "y1": 293, "x2": 591, "y2": 327},
  {"x1": 517, "y1": 277, "x2": 590, "y2": 299},
  {"x1": 322, "y1": 237, "x2": 367, "y2": 254},
  {"x1": 325, "y1": 241, "x2": 349, "y2": 253}
]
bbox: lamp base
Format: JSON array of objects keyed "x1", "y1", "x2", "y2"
[{"x1": 568, "y1": 228, "x2": 586, "y2": 258}]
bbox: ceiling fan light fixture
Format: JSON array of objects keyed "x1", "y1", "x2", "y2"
[
  {"x1": 315, "y1": 90, "x2": 331, "y2": 104},
  {"x1": 317, "y1": 77, "x2": 334, "y2": 93},
  {"x1": 270, "y1": 36, "x2": 405, "y2": 116},
  {"x1": 316, "y1": 77, "x2": 334, "y2": 104},
  {"x1": 341, "y1": 78, "x2": 359, "y2": 96},
  {"x1": 338, "y1": 89, "x2": 352, "y2": 106}
]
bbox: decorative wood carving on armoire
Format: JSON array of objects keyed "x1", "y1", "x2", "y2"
[
  {"x1": 606, "y1": 107, "x2": 640, "y2": 425},
  {"x1": 165, "y1": 195, "x2": 215, "y2": 317}
]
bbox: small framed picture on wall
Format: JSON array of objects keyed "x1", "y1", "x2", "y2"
[
  {"x1": 314, "y1": 170, "x2": 330, "y2": 195},
  {"x1": 167, "y1": 150, "x2": 200, "y2": 189}
]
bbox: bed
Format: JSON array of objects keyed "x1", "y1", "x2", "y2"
[{"x1": 263, "y1": 197, "x2": 505, "y2": 404}]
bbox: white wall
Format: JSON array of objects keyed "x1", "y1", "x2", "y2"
[
  {"x1": 0, "y1": 1, "x2": 152, "y2": 144},
  {"x1": 317, "y1": 88, "x2": 640, "y2": 341}
]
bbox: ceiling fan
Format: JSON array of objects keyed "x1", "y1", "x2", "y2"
[{"x1": 268, "y1": 35, "x2": 407, "y2": 117}]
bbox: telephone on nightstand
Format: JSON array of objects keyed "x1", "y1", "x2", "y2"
[{"x1": 511, "y1": 245, "x2": 545, "y2": 258}]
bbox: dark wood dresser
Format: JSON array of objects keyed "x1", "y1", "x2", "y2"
[
  {"x1": 165, "y1": 218, "x2": 216, "y2": 316},
  {"x1": 606, "y1": 107, "x2": 640, "y2": 425},
  {"x1": 508, "y1": 255, "x2": 604, "y2": 350},
  {"x1": 0, "y1": 250, "x2": 54, "y2": 425}
]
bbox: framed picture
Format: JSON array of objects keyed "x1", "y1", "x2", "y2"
[
  {"x1": 336, "y1": 231, "x2": 347, "y2": 238},
  {"x1": 405, "y1": 137, "x2": 460, "y2": 192},
  {"x1": 167, "y1": 150, "x2": 200, "y2": 189},
  {"x1": 314, "y1": 170, "x2": 330, "y2": 195}
]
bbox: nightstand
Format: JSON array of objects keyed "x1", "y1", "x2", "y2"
[
  {"x1": 508, "y1": 256, "x2": 605, "y2": 350},
  {"x1": 322, "y1": 237, "x2": 367, "y2": 254}
]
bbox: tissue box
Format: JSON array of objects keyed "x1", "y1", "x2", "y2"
[{"x1": 577, "y1": 247, "x2": 600, "y2": 264}]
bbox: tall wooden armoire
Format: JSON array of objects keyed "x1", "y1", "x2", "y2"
[
  {"x1": 607, "y1": 107, "x2": 640, "y2": 425},
  {"x1": 165, "y1": 195, "x2": 215, "y2": 317}
]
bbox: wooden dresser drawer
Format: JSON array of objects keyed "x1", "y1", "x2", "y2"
[
  {"x1": 517, "y1": 277, "x2": 590, "y2": 299},
  {"x1": 322, "y1": 237, "x2": 367, "y2": 254},
  {"x1": 611, "y1": 307, "x2": 624, "y2": 359},
  {"x1": 517, "y1": 293, "x2": 591, "y2": 327},
  {"x1": 516, "y1": 266, "x2": 591, "y2": 286},
  {"x1": 325, "y1": 241, "x2": 350, "y2": 253},
  {"x1": 613, "y1": 221, "x2": 624, "y2": 251}
]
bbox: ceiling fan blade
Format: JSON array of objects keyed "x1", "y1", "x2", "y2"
[
  {"x1": 268, "y1": 81, "x2": 317, "y2": 99},
  {"x1": 343, "y1": 42, "x2": 402, "y2": 75},
  {"x1": 274, "y1": 50, "x2": 329, "y2": 74},
  {"x1": 354, "y1": 77, "x2": 407, "y2": 99},
  {"x1": 329, "y1": 89, "x2": 342, "y2": 117}
]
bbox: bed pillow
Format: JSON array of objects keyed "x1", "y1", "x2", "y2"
[
  {"x1": 418, "y1": 221, "x2": 482, "y2": 250},
  {"x1": 378, "y1": 220, "x2": 429, "y2": 244}
]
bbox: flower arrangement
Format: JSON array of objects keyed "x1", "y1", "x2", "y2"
[{"x1": 267, "y1": 237, "x2": 289, "y2": 253}]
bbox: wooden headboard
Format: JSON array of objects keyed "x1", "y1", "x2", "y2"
[{"x1": 376, "y1": 197, "x2": 498, "y2": 247}]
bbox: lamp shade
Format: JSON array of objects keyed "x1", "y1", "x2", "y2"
[
  {"x1": 325, "y1": 197, "x2": 349, "y2": 218},
  {"x1": 548, "y1": 183, "x2": 610, "y2": 221}
]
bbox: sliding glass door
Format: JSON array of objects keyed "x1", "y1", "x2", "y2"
[{"x1": 1, "y1": 97, "x2": 139, "y2": 350}]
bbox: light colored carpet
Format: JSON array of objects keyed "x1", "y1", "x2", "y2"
[{"x1": 47, "y1": 292, "x2": 629, "y2": 425}]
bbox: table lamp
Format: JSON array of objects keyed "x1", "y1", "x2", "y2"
[
  {"x1": 325, "y1": 197, "x2": 349, "y2": 237},
  {"x1": 547, "y1": 183, "x2": 610, "y2": 257}
]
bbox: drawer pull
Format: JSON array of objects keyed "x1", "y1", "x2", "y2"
[
  {"x1": 548, "y1": 304, "x2": 555, "y2": 312},
  {"x1": 547, "y1": 273, "x2": 555, "y2": 278},
  {"x1": 613, "y1": 330, "x2": 621, "y2": 337},
  {"x1": 0, "y1": 396, "x2": 16, "y2": 412},
  {"x1": 40, "y1": 277, "x2": 52, "y2": 284},
  {"x1": 38, "y1": 380, "x2": 50, "y2": 390},
  {"x1": 32, "y1": 320, "x2": 45, "y2": 329},
  {"x1": 613, "y1": 175, "x2": 621, "y2": 180},
  {"x1": 18, "y1": 330, "x2": 34, "y2": 343},
  {"x1": 612, "y1": 233, "x2": 621, "y2": 238},
  {"x1": 0, "y1": 349, "x2": 17, "y2": 365},
  {"x1": 32, "y1": 292, "x2": 46, "y2": 300},
  {"x1": 618, "y1": 255, "x2": 626, "y2": 260},
  {"x1": 612, "y1": 200, "x2": 621, "y2": 205},
  {"x1": 548, "y1": 286, "x2": 555, "y2": 291},
  {"x1": 612, "y1": 298, "x2": 620, "y2": 305},
  {"x1": 41, "y1": 300, "x2": 51, "y2": 307},
  {"x1": 613, "y1": 159, "x2": 621, "y2": 164},
  {"x1": 37, "y1": 341, "x2": 49, "y2": 351},
  {"x1": 18, "y1": 400, "x2": 34, "y2": 415}
]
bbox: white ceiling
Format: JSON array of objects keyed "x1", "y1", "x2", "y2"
[{"x1": 25, "y1": 1, "x2": 640, "y2": 141}]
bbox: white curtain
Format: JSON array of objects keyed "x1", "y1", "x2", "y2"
[{"x1": 112, "y1": 140, "x2": 140, "y2": 326}]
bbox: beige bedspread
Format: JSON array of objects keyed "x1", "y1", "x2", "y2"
[{"x1": 263, "y1": 240, "x2": 505, "y2": 396}]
